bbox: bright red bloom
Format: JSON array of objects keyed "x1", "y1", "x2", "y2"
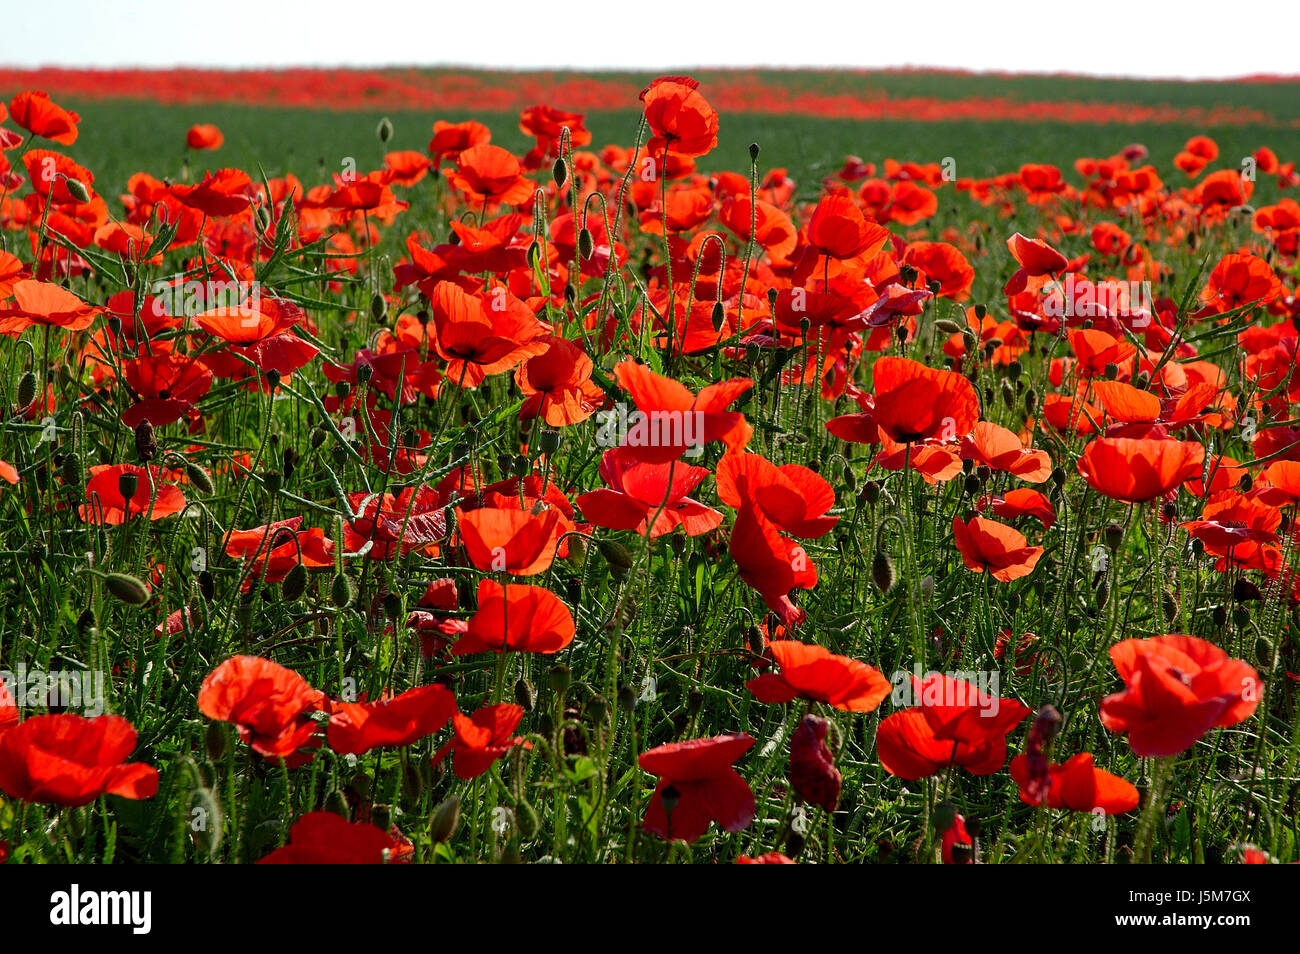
[
  {"x1": 640, "y1": 733, "x2": 755, "y2": 843},
  {"x1": 433, "y1": 703, "x2": 531, "y2": 779},
  {"x1": 952, "y1": 516, "x2": 1043, "y2": 581},
  {"x1": 868, "y1": 356, "x2": 979, "y2": 443},
  {"x1": 516, "y1": 335, "x2": 605, "y2": 427},
  {"x1": 171, "y1": 168, "x2": 256, "y2": 217},
  {"x1": 715, "y1": 452, "x2": 838, "y2": 538},
  {"x1": 8, "y1": 90, "x2": 80, "y2": 145},
  {"x1": 224, "y1": 517, "x2": 334, "y2": 589},
  {"x1": 1100, "y1": 635, "x2": 1259, "y2": 757},
  {"x1": 79, "y1": 464, "x2": 187, "y2": 525},
  {"x1": 612, "y1": 359, "x2": 752, "y2": 463},
  {"x1": 576, "y1": 448, "x2": 721, "y2": 538},
  {"x1": 455, "y1": 579, "x2": 575, "y2": 655},
  {"x1": 198, "y1": 656, "x2": 327, "y2": 767},
  {"x1": 0, "y1": 279, "x2": 101, "y2": 335},
  {"x1": 258, "y1": 812, "x2": 411, "y2": 864},
  {"x1": 457, "y1": 506, "x2": 562, "y2": 576},
  {"x1": 1076, "y1": 437, "x2": 1205, "y2": 503},
  {"x1": 445, "y1": 144, "x2": 534, "y2": 207},
  {"x1": 0, "y1": 714, "x2": 157, "y2": 806},
  {"x1": 326, "y1": 685, "x2": 458, "y2": 756},
  {"x1": 746, "y1": 641, "x2": 890, "y2": 712},
  {"x1": 641, "y1": 76, "x2": 719, "y2": 159},
  {"x1": 1009, "y1": 751, "x2": 1139, "y2": 814},
  {"x1": 186, "y1": 124, "x2": 224, "y2": 150},
  {"x1": 1004, "y1": 232, "x2": 1067, "y2": 295}
]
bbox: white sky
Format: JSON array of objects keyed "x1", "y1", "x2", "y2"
[{"x1": 1, "y1": 0, "x2": 1296, "y2": 79}]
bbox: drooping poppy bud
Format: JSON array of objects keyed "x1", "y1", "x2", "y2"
[{"x1": 788, "y1": 714, "x2": 841, "y2": 812}]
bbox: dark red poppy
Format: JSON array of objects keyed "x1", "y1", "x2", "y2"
[
  {"x1": 326, "y1": 685, "x2": 458, "y2": 756},
  {"x1": 788, "y1": 714, "x2": 840, "y2": 811},
  {"x1": 0, "y1": 714, "x2": 157, "y2": 806},
  {"x1": 258, "y1": 812, "x2": 412, "y2": 864},
  {"x1": 198, "y1": 656, "x2": 327, "y2": 768},
  {"x1": 432, "y1": 703, "x2": 531, "y2": 779},
  {"x1": 640, "y1": 733, "x2": 755, "y2": 843}
]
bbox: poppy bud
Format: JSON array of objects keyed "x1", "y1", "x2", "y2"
[
  {"x1": 871, "y1": 550, "x2": 896, "y2": 593},
  {"x1": 746, "y1": 623, "x2": 765, "y2": 656},
  {"x1": 1162, "y1": 587, "x2": 1180, "y2": 625},
  {"x1": 331, "y1": 572, "x2": 355, "y2": 608},
  {"x1": 588, "y1": 693, "x2": 610, "y2": 722},
  {"x1": 919, "y1": 574, "x2": 935, "y2": 600},
  {"x1": 859, "y1": 480, "x2": 880, "y2": 506},
  {"x1": 711, "y1": 301, "x2": 725, "y2": 331},
  {"x1": 265, "y1": 368, "x2": 282, "y2": 391},
  {"x1": 1232, "y1": 607, "x2": 1250, "y2": 628},
  {"x1": 281, "y1": 563, "x2": 308, "y2": 602},
  {"x1": 516, "y1": 800, "x2": 540, "y2": 839},
  {"x1": 527, "y1": 241, "x2": 541, "y2": 268},
  {"x1": 254, "y1": 203, "x2": 272, "y2": 232},
  {"x1": 382, "y1": 592, "x2": 402, "y2": 619},
  {"x1": 61, "y1": 452, "x2": 83, "y2": 489},
  {"x1": 262, "y1": 470, "x2": 282, "y2": 495},
  {"x1": 189, "y1": 788, "x2": 223, "y2": 855},
  {"x1": 76, "y1": 607, "x2": 95, "y2": 635},
  {"x1": 514, "y1": 677, "x2": 536, "y2": 711},
  {"x1": 118, "y1": 472, "x2": 139, "y2": 506},
  {"x1": 766, "y1": 287, "x2": 778, "y2": 307},
  {"x1": 370, "y1": 292, "x2": 387, "y2": 321},
  {"x1": 1254, "y1": 635, "x2": 1274, "y2": 668},
  {"x1": 686, "y1": 687, "x2": 704, "y2": 715},
  {"x1": 134, "y1": 420, "x2": 158, "y2": 462},
  {"x1": 669, "y1": 532, "x2": 687, "y2": 557},
  {"x1": 551, "y1": 156, "x2": 568, "y2": 189},
  {"x1": 198, "y1": 569, "x2": 215, "y2": 601},
  {"x1": 1104, "y1": 523, "x2": 1125, "y2": 551},
  {"x1": 617, "y1": 684, "x2": 637, "y2": 714},
  {"x1": 429, "y1": 795, "x2": 461, "y2": 843},
  {"x1": 973, "y1": 303, "x2": 987, "y2": 320},
  {"x1": 543, "y1": 664, "x2": 570, "y2": 695},
  {"x1": 963, "y1": 475, "x2": 981, "y2": 496},
  {"x1": 927, "y1": 279, "x2": 942, "y2": 296},
  {"x1": 310, "y1": 426, "x2": 329, "y2": 449},
  {"x1": 185, "y1": 461, "x2": 215, "y2": 494},
  {"x1": 789, "y1": 714, "x2": 840, "y2": 812},
  {"x1": 1024, "y1": 388, "x2": 1038, "y2": 414},
  {"x1": 204, "y1": 720, "x2": 228, "y2": 761},
  {"x1": 376, "y1": 117, "x2": 393, "y2": 142},
  {"x1": 402, "y1": 760, "x2": 425, "y2": 801},
  {"x1": 934, "y1": 319, "x2": 964, "y2": 335},
  {"x1": 932, "y1": 801, "x2": 958, "y2": 832},
  {"x1": 324, "y1": 789, "x2": 351, "y2": 819},
  {"x1": 105, "y1": 571, "x2": 150, "y2": 605},
  {"x1": 1095, "y1": 578, "x2": 1109, "y2": 609},
  {"x1": 65, "y1": 177, "x2": 91, "y2": 203},
  {"x1": 748, "y1": 142, "x2": 760, "y2": 162},
  {"x1": 597, "y1": 539, "x2": 634, "y2": 571},
  {"x1": 899, "y1": 264, "x2": 917, "y2": 285},
  {"x1": 575, "y1": 227, "x2": 594, "y2": 260}
]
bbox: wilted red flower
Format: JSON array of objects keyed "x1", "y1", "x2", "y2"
[
  {"x1": 1009, "y1": 751, "x2": 1140, "y2": 814},
  {"x1": 258, "y1": 812, "x2": 411, "y2": 864},
  {"x1": 198, "y1": 656, "x2": 327, "y2": 767},
  {"x1": 327, "y1": 685, "x2": 458, "y2": 756},
  {"x1": 746, "y1": 641, "x2": 890, "y2": 712},
  {"x1": 0, "y1": 714, "x2": 158, "y2": 806},
  {"x1": 433, "y1": 703, "x2": 531, "y2": 779},
  {"x1": 1100, "y1": 635, "x2": 1259, "y2": 757},
  {"x1": 788, "y1": 714, "x2": 840, "y2": 811},
  {"x1": 640, "y1": 733, "x2": 755, "y2": 843},
  {"x1": 454, "y1": 579, "x2": 575, "y2": 655}
]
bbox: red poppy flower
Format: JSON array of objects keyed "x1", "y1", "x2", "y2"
[
  {"x1": 326, "y1": 685, "x2": 458, "y2": 756},
  {"x1": 805, "y1": 195, "x2": 890, "y2": 261},
  {"x1": 224, "y1": 517, "x2": 334, "y2": 589},
  {"x1": 982, "y1": 488, "x2": 1056, "y2": 529},
  {"x1": 432, "y1": 703, "x2": 531, "y2": 779},
  {"x1": 952, "y1": 516, "x2": 1043, "y2": 581},
  {"x1": 736, "y1": 852, "x2": 795, "y2": 864},
  {"x1": 8, "y1": 90, "x2": 80, "y2": 145},
  {"x1": 430, "y1": 281, "x2": 546, "y2": 387},
  {"x1": 868, "y1": 356, "x2": 979, "y2": 443},
  {"x1": 445, "y1": 144, "x2": 534, "y2": 207},
  {"x1": 258, "y1": 813, "x2": 411, "y2": 864},
  {"x1": 0, "y1": 714, "x2": 157, "y2": 806},
  {"x1": 611, "y1": 359, "x2": 752, "y2": 463},
  {"x1": 457, "y1": 506, "x2": 561, "y2": 576},
  {"x1": 186, "y1": 124, "x2": 224, "y2": 150},
  {"x1": 428, "y1": 120, "x2": 491, "y2": 162},
  {"x1": 1100, "y1": 635, "x2": 1259, "y2": 757},
  {"x1": 79, "y1": 464, "x2": 187, "y2": 525},
  {"x1": 198, "y1": 656, "x2": 327, "y2": 767},
  {"x1": 1076, "y1": 437, "x2": 1205, "y2": 503},
  {"x1": 959, "y1": 421, "x2": 1052, "y2": 482},
  {"x1": 729, "y1": 502, "x2": 817, "y2": 626},
  {"x1": 121, "y1": 351, "x2": 214, "y2": 428},
  {"x1": 746, "y1": 641, "x2": 890, "y2": 712},
  {"x1": 1004, "y1": 232, "x2": 1068, "y2": 295},
  {"x1": 640, "y1": 733, "x2": 755, "y2": 843},
  {"x1": 902, "y1": 241, "x2": 975, "y2": 299},
  {"x1": 454, "y1": 579, "x2": 575, "y2": 655},
  {"x1": 576, "y1": 448, "x2": 721, "y2": 538},
  {"x1": 516, "y1": 336, "x2": 605, "y2": 426},
  {"x1": 171, "y1": 168, "x2": 256, "y2": 218},
  {"x1": 715, "y1": 452, "x2": 838, "y2": 538},
  {"x1": 942, "y1": 813, "x2": 973, "y2": 864},
  {"x1": 641, "y1": 76, "x2": 719, "y2": 159},
  {"x1": 0, "y1": 279, "x2": 101, "y2": 335},
  {"x1": 1009, "y1": 751, "x2": 1139, "y2": 814},
  {"x1": 1199, "y1": 253, "x2": 1284, "y2": 315}
]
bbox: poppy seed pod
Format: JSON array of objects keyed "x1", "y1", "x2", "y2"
[
  {"x1": 597, "y1": 539, "x2": 634, "y2": 570},
  {"x1": 617, "y1": 684, "x2": 637, "y2": 714},
  {"x1": 548, "y1": 664, "x2": 571, "y2": 693},
  {"x1": 262, "y1": 471, "x2": 282, "y2": 495},
  {"x1": 265, "y1": 369, "x2": 282, "y2": 391},
  {"x1": 61, "y1": 452, "x2": 83, "y2": 488},
  {"x1": 370, "y1": 292, "x2": 387, "y2": 321},
  {"x1": 539, "y1": 429, "x2": 561, "y2": 456},
  {"x1": 749, "y1": 142, "x2": 760, "y2": 162},
  {"x1": 117, "y1": 471, "x2": 139, "y2": 505},
  {"x1": 1103, "y1": 523, "x2": 1125, "y2": 551},
  {"x1": 382, "y1": 592, "x2": 402, "y2": 619},
  {"x1": 376, "y1": 117, "x2": 393, "y2": 142},
  {"x1": 587, "y1": 693, "x2": 610, "y2": 722}
]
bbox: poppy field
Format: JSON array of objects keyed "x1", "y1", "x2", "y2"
[{"x1": 2, "y1": 70, "x2": 1300, "y2": 868}]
